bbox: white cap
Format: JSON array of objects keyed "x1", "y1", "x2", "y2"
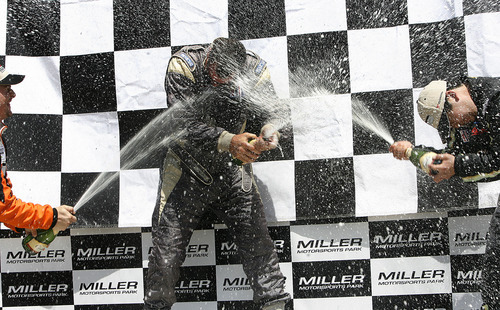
[
  {"x1": 417, "y1": 80, "x2": 447, "y2": 129},
  {"x1": 0, "y1": 66, "x2": 24, "y2": 85}
]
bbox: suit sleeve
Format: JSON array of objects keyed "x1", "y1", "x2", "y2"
[
  {"x1": 454, "y1": 93, "x2": 500, "y2": 182},
  {"x1": 0, "y1": 170, "x2": 55, "y2": 232}
]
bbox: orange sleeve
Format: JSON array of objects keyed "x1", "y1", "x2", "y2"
[{"x1": 0, "y1": 170, "x2": 54, "y2": 232}]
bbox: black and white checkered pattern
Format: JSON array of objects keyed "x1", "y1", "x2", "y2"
[{"x1": 0, "y1": 0, "x2": 499, "y2": 308}]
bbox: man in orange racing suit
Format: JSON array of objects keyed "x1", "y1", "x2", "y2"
[
  {"x1": 144, "y1": 38, "x2": 290, "y2": 310},
  {"x1": 0, "y1": 66, "x2": 76, "y2": 235}
]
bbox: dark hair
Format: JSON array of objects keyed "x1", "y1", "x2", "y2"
[
  {"x1": 446, "y1": 76, "x2": 468, "y2": 91},
  {"x1": 207, "y1": 37, "x2": 246, "y2": 78}
]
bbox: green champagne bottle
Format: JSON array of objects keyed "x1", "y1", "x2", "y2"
[
  {"x1": 22, "y1": 228, "x2": 59, "y2": 255},
  {"x1": 405, "y1": 147, "x2": 440, "y2": 175}
]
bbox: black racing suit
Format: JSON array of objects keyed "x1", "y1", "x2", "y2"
[
  {"x1": 144, "y1": 45, "x2": 289, "y2": 309},
  {"x1": 434, "y1": 77, "x2": 500, "y2": 307}
]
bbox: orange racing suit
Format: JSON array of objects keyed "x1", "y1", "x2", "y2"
[{"x1": 0, "y1": 124, "x2": 56, "y2": 232}]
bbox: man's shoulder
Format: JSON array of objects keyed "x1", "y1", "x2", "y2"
[{"x1": 244, "y1": 50, "x2": 268, "y2": 79}]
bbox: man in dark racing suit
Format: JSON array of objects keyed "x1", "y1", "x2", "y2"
[
  {"x1": 389, "y1": 77, "x2": 500, "y2": 309},
  {"x1": 144, "y1": 38, "x2": 290, "y2": 310}
]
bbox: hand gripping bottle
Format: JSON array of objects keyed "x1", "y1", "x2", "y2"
[
  {"x1": 22, "y1": 228, "x2": 59, "y2": 255},
  {"x1": 232, "y1": 139, "x2": 257, "y2": 166},
  {"x1": 404, "y1": 147, "x2": 441, "y2": 175}
]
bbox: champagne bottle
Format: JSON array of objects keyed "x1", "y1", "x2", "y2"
[
  {"x1": 22, "y1": 228, "x2": 59, "y2": 255},
  {"x1": 404, "y1": 147, "x2": 441, "y2": 175}
]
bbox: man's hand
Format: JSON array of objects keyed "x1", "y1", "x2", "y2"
[
  {"x1": 53, "y1": 205, "x2": 77, "y2": 232},
  {"x1": 389, "y1": 141, "x2": 413, "y2": 160},
  {"x1": 428, "y1": 153, "x2": 455, "y2": 183},
  {"x1": 254, "y1": 124, "x2": 279, "y2": 152},
  {"x1": 229, "y1": 132, "x2": 261, "y2": 164}
]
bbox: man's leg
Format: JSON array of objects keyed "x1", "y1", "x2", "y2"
[
  {"x1": 144, "y1": 154, "x2": 206, "y2": 309},
  {"x1": 218, "y1": 174, "x2": 289, "y2": 308},
  {"x1": 481, "y1": 197, "x2": 500, "y2": 308}
]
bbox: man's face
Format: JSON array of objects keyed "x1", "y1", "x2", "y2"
[
  {"x1": 0, "y1": 85, "x2": 16, "y2": 120},
  {"x1": 445, "y1": 90, "x2": 477, "y2": 128}
]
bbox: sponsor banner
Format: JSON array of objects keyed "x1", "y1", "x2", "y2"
[
  {"x1": 216, "y1": 300, "x2": 260, "y2": 310},
  {"x1": 216, "y1": 264, "x2": 252, "y2": 301},
  {"x1": 1, "y1": 271, "x2": 73, "y2": 307},
  {"x1": 293, "y1": 296, "x2": 372, "y2": 309},
  {"x1": 0, "y1": 272, "x2": 2, "y2": 308},
  {"x1": 76, "y1": 305, "x2": 143, "y2": 310},
  {"x1": 448, "y1": 215, "x2": 490, "y2": 255},
  {"x1": 290, "y1": 222, "x2": 369, "y2": 262},
  {"x1": 72, "y1": 233, "x2": 142, "y2": 270},
  {"x1": 451, "y1": 254, "x2": 483, "y2": 293},
  {"x1": 8, "y1": 306, "x2": 76, "y2": 310},
  {"x1": 175, "y1": 265, "x2": 216, "y2": 302},
  {"x1": 0, "y1": 235, "x2": 72, "y2": 272},
  {"x1": 369, "y1": 217, "x2": 449, "y2": 258},
  {"x1": 292, "y1": 260, "x2": 371, "y2": 299},
  {"x1": 269, "y1": 225, "x2": 292, "y2": 263},
  {"x1": 141, "y1": 230, "x2": 216, "y2": 268},
  {"x1": 371, "y1": 256, "x2": 452, "y2": 296},
  {"x1": 73, "y1": 268, "x2": 143, "y2": 305},
  {"x1": 372, "y1": 294, "x2": 452, "y2": 310},
  {"x1": 215, "y1": 226, "x2": 289, "y2": 265},
  {"x1": 170, "y1": 301, "x2": 217, "y2": 310},
  {"x1": 452, "y1": 292, "x2": 483, "y2": 310}
]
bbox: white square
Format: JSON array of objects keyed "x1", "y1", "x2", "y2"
[
  {"x1": 7, "y1": 56, "x2": 63, "y2": 115},
  {"x1": 293, "y1": 297, "x2": 372, "y2": 310},
  {"x1": 348, "y1": 26, "x2": 413, "y2": 93},
  {"x1": 290, "y1": 94, "x2": 353, "y2": 160},
  {"x1": 291, "y1": 222, "x2": 370, "y2": 262},
  {"x1": 252, "y1": 160, "x2": 296, "y2": 222},
  {"x1": 354, "y1": 153, "x2": 418, "y2": 217},
  {"x1": 465, "y1": 12, "x2": 500, "y2": 77},
  {"x1": 8, "y1": 171, "x2": 61, "y2": 207},
  {"x1": 73, "y1": 268, "x2": 144, "y2": 305},
  {"x1": 285, "y1": 0, "x2": 347, "y2": 35},
  {"x1": 0, "y1": 0, "x2": 6, "y2": 55},
  {"x1": 60, "y1": 0, "x2": 114, "y2": 56},
  {"x1": 478, "y1": 180, "x2": 500, "y2": 209},
  {"x1": 216, "y1": 265, "x2": 252, "y2": 301},
  {"x1": 61, "y1": 112, "x2": 120, "y2": 172},
  {"x1": 119, "y1": 169, "x2": 159, "y2": 227},
  {"x1": 448, "y1": 215, "x2": 490, "y2": 255},
  {"x1": 242, "y1": 36, "x2": 289, "y2": 99},
  {"x1": 407, "y1": 0, "x2": 463, "y2": 24},
  {"x1": 371, "y1": 256, "x2": 452, "y2": 296},
  {"x1": 115, "y1": 47, "x2": 171, "y2": 112},
  {"x1": 170, "y1": 0, "x2": 228, "y2": 46},
  {"x1": 171, "y1": 302, "x2": 218, "y2": 310}
]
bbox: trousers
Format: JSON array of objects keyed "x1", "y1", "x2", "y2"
[{"x1": 144, "y1": 151, "x2": 287, "y2": 309}]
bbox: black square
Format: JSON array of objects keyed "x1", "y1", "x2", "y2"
[
  {"x1": 352, "y1": 89, "x2": 414, "y2": 155},
  {"x1": 410, "y1": 17, "x2": 468, "y2": 88},
  {"x1": 4, "y1": 114, "x2": 62, "y2": 171},
  {"x1": 295, "y1": 158, "x2": 355, "y2": 219},
  {"x1": 61, "y1": 172, "x2": 119, "y2": 227},
  {"x1": 372, "y1": 294, "x2": 452, "y2": 310},
  {"x1": 451, "y1": 254, "x2": 483, "y2": 292},
  {"x1": 113, "y1": 0, "x2": 170, "y2": 51},
  {"x1": 463, "y1": 0, "x2": 500, "y2": 15},
  {"x1": 346, "y1": 0, "x2": 408, "y2": 30},
  {"x1": 369, "y1": 217, "x2": 449, "y2": 258},
  {"x1": 61, "y1": 53, "x2": 117, "y2": 114},
  {"x1": 118, "y1": 108, "x2": 168, "y2": 169},
  {"x1": 417, "y1": 173, "x2": 479, "y2": 212},
  {"x1": 287, "y1": 32, "x2": 350, "y2": 97},
  {"x1": 229, "y1": 0, "x2": 286, "y2": 40},
  {"x1": 6, "y1": 0, "x2": 60, "y2": 56}
]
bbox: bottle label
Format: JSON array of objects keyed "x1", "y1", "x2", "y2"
[{"x1": 26, "y1": 239, "x2": 48, "y2": 253}]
